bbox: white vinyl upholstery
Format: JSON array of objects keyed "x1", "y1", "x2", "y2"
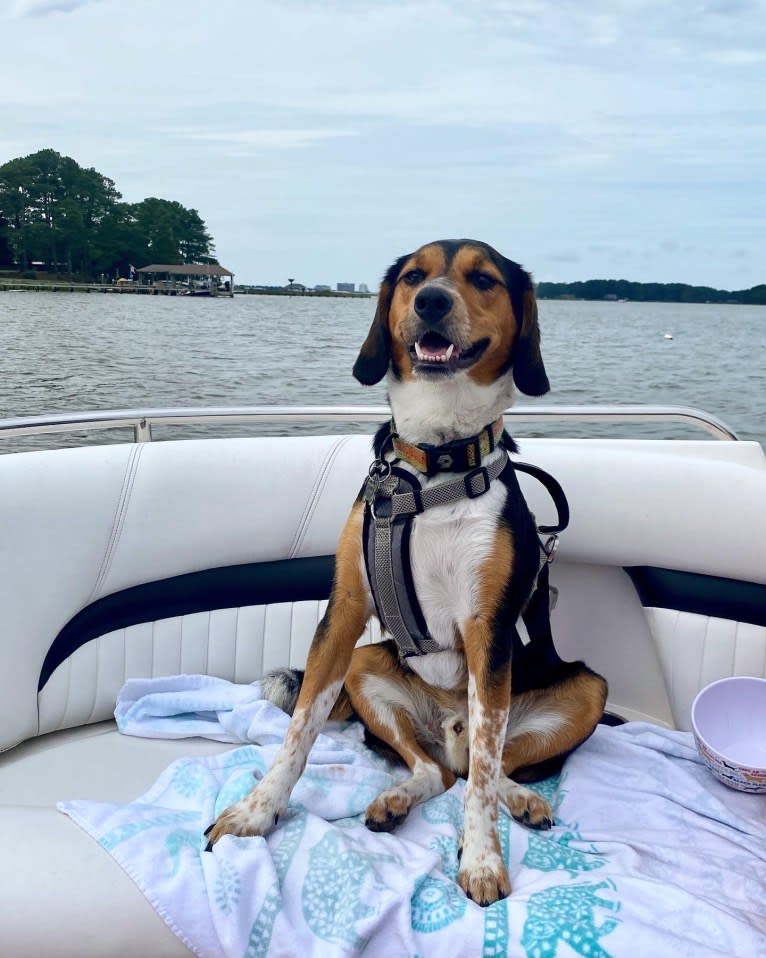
[
  {"x1": 0, "y1": 434, "x2": 369, "y2": 753},
  {"x1": 38, "y1": 601, "x2": 382, "y2": 735},
  {"x1": 0, "y1": 725, "x2": 231, "y2": 957},
  {"x1": 643, "y1": 607, "x2": 766, "y2": 730}
]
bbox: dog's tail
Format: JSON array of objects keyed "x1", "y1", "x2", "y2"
[{"x1": 259, "y1": 667, "x2": 354, "y2": 721}]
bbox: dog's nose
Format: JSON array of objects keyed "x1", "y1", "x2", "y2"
[{"x1": 414, "y1": 286, "x2": 453, "y2": 324}]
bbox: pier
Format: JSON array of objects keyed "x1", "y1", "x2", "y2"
[
  {"x1": 0, "y1": 262, "x2": 235, "y2": 297},
  {"x1": 0, "y1": 281, "x2": 199, "y2": 295}
]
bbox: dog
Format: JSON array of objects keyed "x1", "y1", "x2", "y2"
[{"x1": 206, "y1": 239, "x2": 607, "y2": 906}]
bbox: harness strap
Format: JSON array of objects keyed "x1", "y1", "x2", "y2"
[
  {"x1": 362, "y1": 449, "x2": 568, "y2": 659},
  {"x1": 510, "y1": 461, "x2": 569, "y2": 534},
  {"x1": 362, "y1": 468, "x2": 434, "y2": 656},
  {"x1": 372, "y1": 454, "x2": 508, "y2": 520}
]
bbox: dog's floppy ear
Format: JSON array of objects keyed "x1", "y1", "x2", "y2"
[
  {"x1": 352, "y1": 255, "x2": 407, "y2": 386},
  {"x1": 513, "y1": 285, "x2": 550, "y2": 397}
]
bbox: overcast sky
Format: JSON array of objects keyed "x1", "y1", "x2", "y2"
[{"x1": 2, "y1": 0, "x2": 765, "y2": 289}]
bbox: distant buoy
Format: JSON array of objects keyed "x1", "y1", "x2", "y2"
[{"x1": 664, "y1": 333, "x2": 673, "y2": 340}]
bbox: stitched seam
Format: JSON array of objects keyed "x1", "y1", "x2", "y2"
[
  {"x1": 86, "y1": 446, "x2": 138, "y2": 604},
  {"x1": 88, "y1": 444, "x2": 145, "y2": 603},
  {"x1": 289, "y1": 435, "x2": 351, "y2": 559},
  {"x1": 204, "y1": 612, "x2": 211, "y2": 677},
  {"x1": 233, "y1": 606, "x2": 240, "y2": 681},
  {"x1": 85, "y1": 637, "x2": 101, "y2": 725}
]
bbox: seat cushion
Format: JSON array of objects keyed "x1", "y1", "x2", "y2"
[{"x1": 0, "y1": 722, "x2": 232, "y2": 957}]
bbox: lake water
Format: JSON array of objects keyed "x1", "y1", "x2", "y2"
[{"x1": 1, "y1": 291, "x2": 764, "y2": 452}]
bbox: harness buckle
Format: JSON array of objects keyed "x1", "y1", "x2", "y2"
[
  {"x1": 368, "y1": 458, "x2": 392, "y2": 482},
  {"x1": 464, "y1": 465, "x2": 491, "y2": 499}
]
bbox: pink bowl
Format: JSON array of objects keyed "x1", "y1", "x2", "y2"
[{"x1": 691, "y1": 676, "x2": 766, "y2": 793}]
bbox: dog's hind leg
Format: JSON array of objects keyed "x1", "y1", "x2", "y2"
[
  {"x1": 344, "y1": 642, "x2": 457, "y2": 831},
  {"x1": 499, "y1": 664, "x2": 608, "y2": 826},
  {"x1": 206, "y1": 505, "x2": 370, "y2": 847}
]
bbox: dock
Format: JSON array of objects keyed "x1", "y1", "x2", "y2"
[
  {"x1": 0, "y1": 262, "x2": 235, "y2": 297},
  {"x1": 0, "y1": 282, "x2": 210, "y2": 295}
]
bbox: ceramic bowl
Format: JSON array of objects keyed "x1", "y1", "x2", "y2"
[{"x1": 691, "y1": 676, "x2": 766, "y2": 793}]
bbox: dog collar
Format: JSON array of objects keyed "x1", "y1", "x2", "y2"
[{"x1": 391, "y1": 415, "x2": 505, "y2": 476}]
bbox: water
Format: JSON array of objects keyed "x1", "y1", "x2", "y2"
[{"x1": 1, "y1": 292, "x2": 764, "y2": 452}]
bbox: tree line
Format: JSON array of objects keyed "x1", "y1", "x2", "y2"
[
  {"x1": 0, "y1": 149, "x2": 217, "y2": 280},
  {"x1": 537, "y1": 278, "x2": 766, "y2": 305}
]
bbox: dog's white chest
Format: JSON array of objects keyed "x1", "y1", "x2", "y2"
[{"x1": 405, "y1": 481, "x2": 506, "y2": 688}]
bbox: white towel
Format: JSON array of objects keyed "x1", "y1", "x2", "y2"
[
  {"x1": 116, "y1": 674, "x2": 324, "y2": 746},
  {"x1": 60, "y1": 676, "x2": 766, "y2": 958}
]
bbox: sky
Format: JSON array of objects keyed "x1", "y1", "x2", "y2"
[{"x1": 1, "y1": 0, "x2": 765, "y2": 290}]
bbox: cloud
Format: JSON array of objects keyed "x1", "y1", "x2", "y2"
[
  {"x1": 2, "y1": 0, "x2": 765, "y2": 288},
  {"x1": 11, "y1": 0, "x2": 103, "y2": 16},
  {"x1": 164, "y1": 127, "x2": 359, "y2": 154},
  {"x1": 549, "y1": 250, "x2": 582, "y2": 263}
]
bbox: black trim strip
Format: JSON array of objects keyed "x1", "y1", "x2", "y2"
[
  {"x1": 626, "y1": 566, "x2": 766, "y2": 629},
  {"x1": 39, "y1": 555, "x2": 336, "y2": 692}
]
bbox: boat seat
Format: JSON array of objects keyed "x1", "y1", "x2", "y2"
[
  {"x1": 1, "y1": 432, "x2": 765, "y2": 956},
  {"x1": 0, "y1": 722, "x2": 228, "y2": 957}
]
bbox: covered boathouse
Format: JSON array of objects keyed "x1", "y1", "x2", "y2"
[{"x1": 136, "y1": 264, "x2": 234, "y2": 297}]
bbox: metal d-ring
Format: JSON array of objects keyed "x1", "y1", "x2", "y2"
[
  {"x1": 367, "y1": 429, "x2": 397, "y2": 481},
  {"x1": 368, "y1": 458, "x2": 392, "y2": 481},
  {"x1": 542, "y1": 534, "x2": 559, "y2": 563}
]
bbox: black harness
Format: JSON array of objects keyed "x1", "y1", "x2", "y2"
[{"x1": 360, "y1": 425, "x2": 569, "y2": 668}]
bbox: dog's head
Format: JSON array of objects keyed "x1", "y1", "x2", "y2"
[{"x1": 352, "y1": 239, "x2": 549, "y2": 397}]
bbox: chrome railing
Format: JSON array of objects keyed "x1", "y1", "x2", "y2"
[{"x1": 0, "y1": 404, "x2": 740, "y2": 442}]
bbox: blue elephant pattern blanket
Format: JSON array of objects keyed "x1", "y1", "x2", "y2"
[{"x1": 59, "y1": 676, "x2": 766, "y2": 958}]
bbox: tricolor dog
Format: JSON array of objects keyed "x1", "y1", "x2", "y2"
[{"x1": 206, "y1": 239, "x2": 607, "y2": 906}]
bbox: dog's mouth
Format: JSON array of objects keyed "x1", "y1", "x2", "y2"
[{"x1": 409, "y1": 331, "x2": 489, "y2": 374}]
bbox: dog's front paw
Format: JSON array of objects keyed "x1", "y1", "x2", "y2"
[
  {"x1": 204, "y1": 794, "x2": 281, "y2": 849},
  {"x1": 458, "y1": 860, "x2": 511, "y2": 906},
  {"x1": 498, "y1": 778, "x2": 554, "y2": 830},
  {"x1": 364, "y1": 788, "x2": 412, "y2": 832}
]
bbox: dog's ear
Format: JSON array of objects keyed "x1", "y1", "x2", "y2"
[
  {"x1": 513, "y1": 285, "x2": 550, "y2": 397},
  {"x1": 352, "y1": 255, "x2": 407, "y2": 386}
]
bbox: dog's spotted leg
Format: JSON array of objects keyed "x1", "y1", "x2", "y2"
[
  {"x1": 206, "y1": 506, "x2": 369, "y2": 847},
  {"x1": 457, "y1": 526, "x2": 517, "y2": 906},
  {"x1": 344, "y1": 642, "x2": 456, "y2": 831},
  {"x1": 458, "y1": 671, "x2": 512, "y2": 906}
]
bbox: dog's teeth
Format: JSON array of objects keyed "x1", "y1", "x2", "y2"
[{"x1": 414, "y1": 340, "x2": 456, "y2": 363}]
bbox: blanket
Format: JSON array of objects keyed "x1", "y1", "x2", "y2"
[{"x1": 60, "y1": 675, "x2": 766, "y2": 958}]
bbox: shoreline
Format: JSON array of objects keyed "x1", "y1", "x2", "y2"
[
  {"x1": 0, "y1": 280, "x2": 373, "y2": 299},
  {"x1": 1, "y1": 279, "x2": 761, "y2": 305}
]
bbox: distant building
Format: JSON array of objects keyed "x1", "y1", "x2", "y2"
[
  {"x1": 314, "y1": 284, "x2": 331, "y2": 292},
  {"x1": 337, "y1": 282, "x2": 355, "y2": 293},
  {"x1": 285, "y1": 282, "x2": 306, "y2": 292},
  {"x1": 358, "y1": 283, "x2": 370, "y2": 294}
]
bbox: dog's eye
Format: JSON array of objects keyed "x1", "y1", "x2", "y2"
[
  {"x1": 402, "y1": 269, "x2": 425, "y2": 287},
  {"x1": 469, "y1": 271, "x2": 498, "y2": 291}
]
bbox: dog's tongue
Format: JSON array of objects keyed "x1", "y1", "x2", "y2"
[{"x1": 415, "y1": 332, "x2": 456, "y2": 363}]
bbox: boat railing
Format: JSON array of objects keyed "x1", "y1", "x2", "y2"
[{"x1": 0, "y1": 404, "x2": 740, "y2": 443}]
